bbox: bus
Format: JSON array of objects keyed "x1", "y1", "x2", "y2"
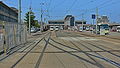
[{"x1": 98, "y1": 23, "x2": 109, "y2": 35}]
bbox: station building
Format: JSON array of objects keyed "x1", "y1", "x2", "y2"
[
  {"x1": 97, "y1": 15, "x2": 109, "y2": 24},
  {"x1": 48, "y1": 20, "x2": 65, "y2": 29},
  {"x1": 0, "y1": 1, "x2": 18, "y2": 23},
  {"x1": 109, "y1": 23, "x2": 120, "y2": 31},
  {"x1": 64, "y1": 15, "x2": 75, "y2": 25},
  {"x1": 75, "y1": 20, "x2": 86, "y2": 26},
  {"x1": 47, "y1": 15, "x2": 87, "y2": 30}
]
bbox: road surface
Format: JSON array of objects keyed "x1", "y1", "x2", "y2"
[{"x1": 0, "y1": 30, "x2": 120, "y2": 68}]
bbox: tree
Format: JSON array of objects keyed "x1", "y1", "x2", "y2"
[
  {"x1": 34, "y1": 20, "x2": 40, "y2": 28},
  {"x1": 24, "y1": 11, "x2": 36, "y2": 28}
]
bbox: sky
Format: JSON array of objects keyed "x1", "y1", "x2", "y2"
[{"x1": 1, "y1": 0, "x2": 120, "y2": 24}]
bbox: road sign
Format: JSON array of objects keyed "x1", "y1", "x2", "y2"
[{"x1": 92, "y1": 14, "x2": 96, "y2": 19}]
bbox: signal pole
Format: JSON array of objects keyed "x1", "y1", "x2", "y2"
[{"x1": 96, "y1": 8, "x2": 98, "y2": 34}]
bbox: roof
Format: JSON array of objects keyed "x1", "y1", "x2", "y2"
[
  {"x1": 48, "y1": 20, "x2": 64, "y2": 22},
  {"x1": 0, "y1": 1, "x2": 18, "y2": 13},
  {"x1": 75, "y1": 20, "x2": 87, "y2": 22},
  {"x1": 47, "y1": 24, "x2": 65, "y2": 26},
  {"x1": 64, "y1": 15, "x2": 73, "y2": 20},
  {"x1": 109, "y1": 23, "x2": 120, "y2": 26},
  {"x1": 10, "y1": 7, "x2": 18, "y2": 13}
]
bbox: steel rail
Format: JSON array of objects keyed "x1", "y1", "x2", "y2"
[
  {"x1": 10, "y1": 33, "x2": 50, "y2": 68},
  {"x1": 50, "y1": 38, "x2": 120, "y2": 68},
  {"x1": 35, "y1": 33, "x2": 51, "y2": 68}
]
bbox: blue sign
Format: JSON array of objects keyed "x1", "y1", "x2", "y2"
[{"x1": 92, "y1": 14, "x2": 96, "y2": 19}]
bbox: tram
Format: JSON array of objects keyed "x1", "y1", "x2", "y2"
[
  {"x1": 50, "y1": 26, "x2": 54, "y2": 31},
  {"x1": 55, "y1": 26, "x2": 59, "y2": 31},
  {"x1": 97, "y1": 23, "x2": 109, "y2": 35}
]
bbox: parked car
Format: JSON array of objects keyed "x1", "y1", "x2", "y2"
[
  {"x1": 31, "y1": 28, "x2": 37, "y2": 33},
  {"x1": 36, "y1": 28, "x2": 40, "y2": 31}
]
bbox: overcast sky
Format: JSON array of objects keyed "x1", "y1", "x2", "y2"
[{"x1": 1, "y1": 0, "x2": 120, "y2": 24}]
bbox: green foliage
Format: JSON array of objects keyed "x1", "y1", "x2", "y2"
[
  {"x1": 34, "y1": 20, "x2": 40, "y2": 28},
  {"x1": 24, "y1": 11, "x2": 36, "y2": 28}
]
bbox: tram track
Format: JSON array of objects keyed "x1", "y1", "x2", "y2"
[
  {"x1": 16, "y1": 50, "x2": 120, "y2": 54},
  {"x1": 35, "y1": 33, "x2": 51, "y2": 68},
  {"x1": 77, "y1": 38, "x2": 120, "y2": 58},
  {"x1": 10, "y1": 32, "x2": 51, "y2": 68},
  {"x1": 59, "y1": 36, "x2": 120, "y2": 60},
  {"x1": 48, "y1": 41, "x2": 99, "y2": 68},
  {"x1": 0, "y1": 39, "x2": 36, "y2": 61},
  {"x1": 69, "y1": 41, "x2": 104, "y2": 68},
  {"x1": 79, "y1": 31, "x2": 120, "y2": 43},
  {"x1": 50, "y1": 38, "x2": 120, "y2": 68},
  {"x1": 0, "y1": 32, "x2": 49, "y2": 61},
  {"x1": 68, "y1": 31, "x2": 120, "y2": 59}
]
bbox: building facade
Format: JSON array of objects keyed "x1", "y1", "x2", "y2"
[
  {"x1": 64, "y1": 15, "x2": 75, "y2": 26},
  {"x1": 47, "y1": 15, "x2": 87, "y2": 30},
  {"x1": 75, "y1": 20, "x2": 86, "y2": 26},
  {"x1": 98, "y1": 15, "x2": 109, "y2": 24},
  {"x1": 48, "y1": 20, "x2": 65, "y2": 30},
  {"x1": 0, "y1": 1, "x2": 18, "y2": 23}
]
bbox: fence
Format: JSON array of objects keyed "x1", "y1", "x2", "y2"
[{"x1": 0, "y1": 21, "x2": 27, "y2": 54}]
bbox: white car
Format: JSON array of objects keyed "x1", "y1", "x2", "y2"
[{"x1": 31, "y1": 28, "x2": 37, "y2": 33}]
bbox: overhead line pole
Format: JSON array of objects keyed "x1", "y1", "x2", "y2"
[
  {"x1": 40, "y1": 3, "x2": 44, "y2": 32},
  {"x1": 29, "y1": 6, "x2": 31, "y2": 35},
  {"x1": 18, "y1": 0, "x2": 21, "y2": 43},
  {"x1": 96, "y1": 7, "x2": 98, "y2": 34},
  {"x1": 82, "y1": 13, "x2": 84, "y2": 31},
  {"x1": 40, "y1": 7, "x2": 43, "y2": 32}
]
